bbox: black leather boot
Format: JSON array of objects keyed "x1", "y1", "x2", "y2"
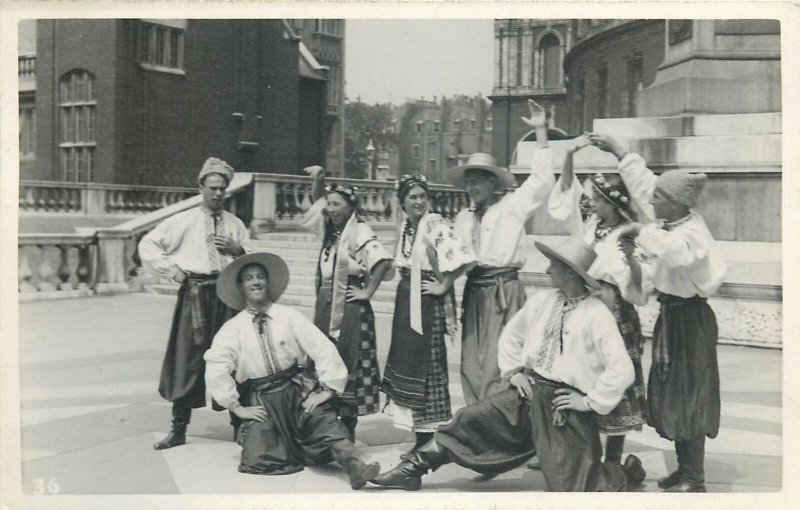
[
  {"x1": 622, "y1": 454, "x2": 646, "y2": 486},
  {"x1": 657, "y1": 469, "x2": 683, "y2": 489},
  {"x1": 154, "y1": 405, "x2": 191, "y2": 450},
  {"x1": 343, "y1": 457, "x2": 381, "y2": 490},
  {"x1": 370, "y1": 439, "x2": 452, "y2": 491},
  {"x1": 667, "y1": 437, "x2": 706, "y2": 492}
]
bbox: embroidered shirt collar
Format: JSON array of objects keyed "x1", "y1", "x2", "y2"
[{"x1": 662, "y1": 213, "x2": 692, "y2": 231}]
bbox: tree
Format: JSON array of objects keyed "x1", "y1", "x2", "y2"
[{"x1": 344, "y1": 101, "x2": 398, "y2": 179}]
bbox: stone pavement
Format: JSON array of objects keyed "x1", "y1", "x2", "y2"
[{"x1": 17, "y1": 294, "x2": 781, "y2": 494}]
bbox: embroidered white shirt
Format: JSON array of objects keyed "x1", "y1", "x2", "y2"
[
  {"x1": 204, "y1": 304, "x2": 348, "y2": 409},
  {"x1": 453, "y1": 147, "x2": 555, "y2": 268},
  {"x1": 497, "y1": 289, "x2": 634, "y2": 415}
]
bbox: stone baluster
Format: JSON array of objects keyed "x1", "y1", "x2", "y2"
[
  {"x1": 57, "y1": 244, "x2": 81, "y2": 290},
  {"x1": 36, "y1": 245, "x2": 62, "y2": 291},
  {"x1": 298, "y1": 182, "x2": 313, "y2": 213},
  {"x1": 18, "y1": 246, "x2": 39, "y2": 293},
  {"x1": 76, "y1": 244, "x2": 94, "y2": 289},
  {"x1": 275, "y1": 182, "x2": 287, "y2": 219},
  {"x1": 289, "y1": 184, "x2": 303, "y2": 218}
]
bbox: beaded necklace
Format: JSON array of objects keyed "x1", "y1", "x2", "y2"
[
  {"x1": 322, "y1": 226, "x2": 342, "y2": 262},
  {"x1": 400, "y1": 220, "x2": 418, "y2": 259}
]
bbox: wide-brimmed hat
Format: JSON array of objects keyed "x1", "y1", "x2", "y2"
[
  {"x1": 447, "y1": 152, "x2": 516, "y2": 191},
  {"x1": 534, "y1": 236, "x2": 601, "y2": 290},
  {"x1": 216, "y1": 252, "x2": 290, "y2": 310},
  {"x1": 587, "y1": 173, "x2": 637, "y2": 222}
]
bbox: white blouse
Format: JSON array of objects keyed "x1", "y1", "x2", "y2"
[
  {"x1": 497, "y1": 289, "x2": 634, "y2": 415},
  {"x1": 453, "y1": 147, "x2": 555, "y2": 269},
  {"x1": 547, "y1": 176, "x2": 652, "y2": 305},
  {"x1": 204, "y1": 304, "x2": 348, "y2": 409}
]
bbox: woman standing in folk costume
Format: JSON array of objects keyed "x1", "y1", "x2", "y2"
[
  {"x1": 545, "y1": 135, "x2": 650, "y2": 483},
  {"x1": 381, "y1": 175, "x2": 477, "y2": 459},
  {"x1": 301, "y1": 165, "x2": 395, "y2": 440}
]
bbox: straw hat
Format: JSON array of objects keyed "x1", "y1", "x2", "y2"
[
  {"x1": 216, "y1": 252, "x2": 290, "y2": 310},
  {"x1": 447, "y1": 152, "x2": 516, "y2": 191},
  {"x1": 534, "y1": 236, "x2": 601, "y2": 290}
]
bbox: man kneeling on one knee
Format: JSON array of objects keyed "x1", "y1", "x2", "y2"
[
  {"x1": 203, "y1": 252, "x2": 380, "y2": 489},
  {"x1": 371, "y1": 236, "x2": 641, "y2": 492}
]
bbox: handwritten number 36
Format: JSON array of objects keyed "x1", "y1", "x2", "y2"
[{"x1": 32, "y1": 478, "x2": 60, "y2": 495}]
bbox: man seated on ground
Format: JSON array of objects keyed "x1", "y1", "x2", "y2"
[
  {"x1": 203, "y1": 252, "x2": 380, "y2": 489},
  {"x1": 370, "y1": 236, "x2": 641, "y2": 492}
]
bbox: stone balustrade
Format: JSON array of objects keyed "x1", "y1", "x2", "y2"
[
  {"x1": 18, "y1": 54, "x2": 36, "y2": 79},
  {"x1": 19, "y1": 180, "x2": 196, "y2": 216},
  {"x1": 251, "y1": 173, "x2": 468, "y2": 233},
  {"x1": 18, "y1": 234, "x2": 97, "y2": 300}
]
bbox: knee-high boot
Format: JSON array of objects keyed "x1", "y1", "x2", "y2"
[
  {"x1": 154, "y1": 403, "x2": 191, "y2": 450},
  {"x1": 329, "y1": 438, "x2": 380, "y2": 490},
  {"x1": 370, "y1": 439, "x2": 453, "y2": 491},
  {"x1": 667, "y1": 436, "x2": 706, "y2": 493}
]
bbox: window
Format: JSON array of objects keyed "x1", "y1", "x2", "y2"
[
  {"x1": 453, "y1": 119, "x2": 462, "y2": 131},
  {"x1": 470, "y1": 119, "x2": 476, "y2": 131},
  {"x1": 413, "y1": 144, "x2": 420, "y2": 158},
  {"x1": 516, "y1": 28, "x2": 524, "y2": 86},
  {"x1": 498, "y1": 28, "x2": 504, "y2": 87},
  {"x1": 596, "y1": 65, "x2": 608, "y2": 119},
  {"x1": 540, "y1": 33, "x2": 561, "y2": 89},
  {"x1": 486, "y1": 116, "x2": 493, "y2": 132},
  {"x1": 624, "y1": 57, "x2": 644, "y2": 117},
  {"x1": 59, "y1": 70, "x2": 96, "y2": 182},
  {"x1": 316, "y1": 19, "x2": 342, "y2": 36},
  {"x1": 433, "y1": 121, "x2": 440, "y2": 133},
  {"x1": 416, "y1": 121, "x2": 424, "y2": 133},
  {"x1": 327, "y1": 66, "x2": 341, "y2": 105},
  {"x1": 19, "y1": 106, "x2": 36, "y2": 158},
  {"x1": 138, "y1": 20, "x2": 185, "y2": 71},
  {"x1": 429, "y1": 159, "x2": 437, "y2": 172},
  {"x1": 576, "y1": 77, "x2": 586, "y2": 132}
]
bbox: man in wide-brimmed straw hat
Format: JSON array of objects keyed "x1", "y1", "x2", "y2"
[
  {"x1": 139, "y1": 157, "x2": 252, "y2": 450},
  {"x1": 203, "y1": 252, "x2": 381, "y2": 488},
  {"x1": 591, "y1": 133, "x2": 726, "y2": 493},
  {"x1": 370, "y1": 236, "x2": 638, "y2": 492},
  {"x1": 446, "y1": 99, "x2": 556, "y2": 406}
]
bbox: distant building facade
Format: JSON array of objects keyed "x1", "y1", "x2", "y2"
[
  {"x1": 18, "y1": 19, "x2": 330, "y2": 187},
  {"x1": 397, "y1": 95, "x2": 492, "y2": 183},
  {"x1": 287, "y1": 19, "x2": 346, "y2": 177}
]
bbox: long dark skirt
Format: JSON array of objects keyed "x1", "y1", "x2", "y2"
[
  {"x1": 313, "y1": 282, "x2": 380, "y2": 418},
  {"x1": 238, "y1": 372, "x2": 355, "y2": 475},
  {"x1": 382, "y1": 276, "x2": 451, "y2": 428},
  {"x1": 435, "y1": 385, "x2": 627, "y2": 492},
  {"x1": 460, "y1": 271, "x2": 526, "y2": 405},
  {"x1": 646, "y1": 294, "x2": 721, "y2": 441},
  {"x1": 158, "y1": 276, "x2": 234, "y2": 408},
  {"x1": 596, "y1": 282, "x2": 646, "y2": 435}
]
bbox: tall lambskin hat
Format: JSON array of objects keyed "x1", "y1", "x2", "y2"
[
  {"x1": 198, "y1": 157, "x2": 235, "y2": 186},
  {"x1": 447, "y1": 152, "x2": 516, "y2": 191},
  {"x1": 216, "y1": 252, "x2": 290, "y2": 310},
  {"x1": 534, "y1": 236, "x2": 602, "y2": 290},
  {"x1": 655, "y1": 169, "x2": 707, "y2": 208}
]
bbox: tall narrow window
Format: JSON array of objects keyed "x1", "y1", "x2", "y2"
[
  {"x1": 540, "y1": 33, "x2": 561, "y2": 89},
  {"x1": 516, "y1": 28, "x2": 523, "y2": 86},
  {"x1": 576, "y1": 77, "x2": 586, "y2": 132},
  {"x1": 19, "y1": 106, "x2": 36, "y2": 158},
  {"x1": 625, "y1": 57, "x2": 644, "y2": 117},
  {"x1": 59, "y1": 70, "x2": 96, "y2": 182},
  {"x1": 498, "y1": 28, "x2": 504, "y2": 88},
  {"x1": 413, "y1": 144, "x2": 420, "y2": 158},
  {"x1": 596, "y1": 65, "x2": 608, "y2": 119}
]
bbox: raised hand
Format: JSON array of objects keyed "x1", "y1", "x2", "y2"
[
  {"x1": 521, "y1": 99, "x2": 547, "y2": 128},
  {"x1": 304, "y1": 165, "x2": 325, "y2": 180},
  {"x1": 587, "y1": 132, "x2": 628, "y2": 159}
]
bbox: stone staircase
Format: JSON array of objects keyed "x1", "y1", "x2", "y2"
[{"x1": 143, "y1": 225, "x2": 467, "y2": 316}]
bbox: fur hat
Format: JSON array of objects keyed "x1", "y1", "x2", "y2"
[
  {"x1": 198, "y1": 157, "x2": 235, "y2": 186},
  {"x1": 655, "y1": 170, "x2": 707, "y2": 208}
]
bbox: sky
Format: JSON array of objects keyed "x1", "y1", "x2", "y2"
[{"x1": 344, "y1": 19, "x2": 494, "y2": 105}]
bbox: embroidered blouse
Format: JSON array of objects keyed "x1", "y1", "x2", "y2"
[
  {"x1": 204, "y1": 304, "x2": 348, "y2": 409},
  {"x1": 548, "y1": 176, "x2": 653, "y2": 305},
  {"x1": 394, "y1": 212, "x2": 477, "y2": 333}
]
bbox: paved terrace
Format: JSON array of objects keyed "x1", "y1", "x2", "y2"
[{"x1": 17, "y1": 293, "x2": 781, "y2": 494}]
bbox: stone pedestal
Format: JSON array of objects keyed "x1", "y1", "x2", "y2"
[{"x1": 638, "y1": 20, "x2": 781, "y2": 117}]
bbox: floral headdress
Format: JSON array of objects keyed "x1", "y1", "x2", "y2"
[
  {"x1": 589, "y1": 173, "x2": 636, "y2": 222},
  {"x1": 396, "y1": 174, "x2": 429, "y2": 203},
  {"x1": 324, "y1": 183, "x2": 360, "y2": 207}
]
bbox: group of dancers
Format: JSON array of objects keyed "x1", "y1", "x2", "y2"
[{"x1": 139, "y1": 100, "x2": 726, "y2": 492}]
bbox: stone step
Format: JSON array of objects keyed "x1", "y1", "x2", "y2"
[{"x1": 593, "y1": 112, "x2": 782, "y2": 139}]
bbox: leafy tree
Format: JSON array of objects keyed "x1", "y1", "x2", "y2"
[{"x1": 344, "y1": 101, "x2": 398, "y2": 179}]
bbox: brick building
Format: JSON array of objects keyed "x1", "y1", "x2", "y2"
[
  {"x1": 397, "y1": 95, "x2": 492, "y2": 184},
  {"x1": 286, "y1": 19, "x2": 346, "y2": 177},
  {"x1": 19, "y1": 19, "x2": 330, "y2": 187}
]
